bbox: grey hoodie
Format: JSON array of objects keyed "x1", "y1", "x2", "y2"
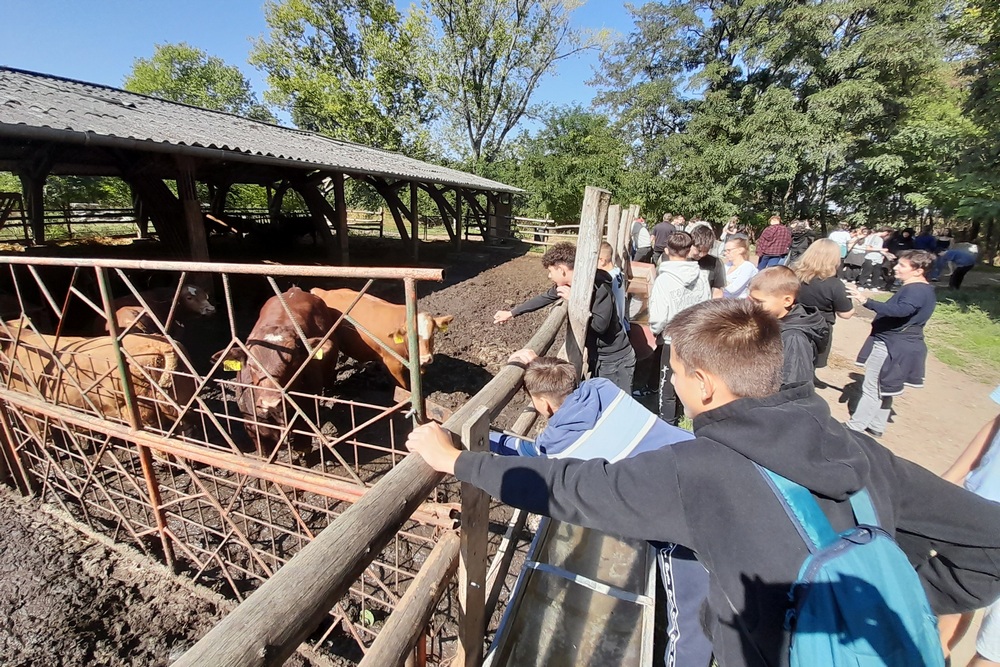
[{"x1": 648, "y1": 260, "x2": 711, "y2": 340}]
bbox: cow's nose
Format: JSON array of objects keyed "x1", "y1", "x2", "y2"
[
  {"x1": 258, "y1": 396, "x2": 281, "y2": 410},
  {"x1": 420, "y1": 354, "x2": 433, "y2": 366},
  {"x1": 203, "y1": 304, "x2": 217, "y2": 315}
]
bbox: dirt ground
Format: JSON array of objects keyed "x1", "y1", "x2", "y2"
[{"x1": 0, "y1": 242, "x2": 996, "y2": 665}]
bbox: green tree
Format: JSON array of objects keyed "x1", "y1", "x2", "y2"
[
  {"x1": 250, "y1": 0, "x2": 434, "y2": 154},
  {"x1": 422, "y1": 0, "x2": 593, "y2": 164},
  {"x1": 125, "y1": 43, "x2": 274, "y2": 121}
]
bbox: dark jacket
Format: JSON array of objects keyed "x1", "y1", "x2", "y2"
[
  {"x1": 455, "y1": 383, "x2": 1000, "y2": 667},
  {"x1": 786, "y1": 229, "x2": 814, "y2": 264},
  {"x1": 856, "y1": 282, "x2": 936, "y2": 395},
  {"x1": 779, "y1": 303, "x2": 828, "y2": 385},
  {"x1": 510, "y1": 270, "x2": 632, "y2": 369}
]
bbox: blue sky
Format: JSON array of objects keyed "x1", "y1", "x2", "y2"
[{"x1": 0, "y1": 0, "x2": 641, "y2": 125}]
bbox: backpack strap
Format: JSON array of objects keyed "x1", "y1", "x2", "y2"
[
  {"x1": 756, "y1": 465, "x2": 839, "y2": 552},
  {"x1": 848, "y1": 488, "x2": 881, "y2": 528}
]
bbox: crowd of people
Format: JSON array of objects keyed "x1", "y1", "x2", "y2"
[{"x1": 460, "y1": 215, "x2": 995, "y2": 667}]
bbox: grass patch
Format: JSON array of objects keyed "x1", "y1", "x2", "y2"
[{"x1": 925, "y1": 285, "x2": 1000, "y2": 382}]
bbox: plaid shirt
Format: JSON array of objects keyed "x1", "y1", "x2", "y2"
[{"x1": 755, "y1": 224, "x2": 792, "y2": 256}]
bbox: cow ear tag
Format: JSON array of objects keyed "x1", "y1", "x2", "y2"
[
  {"x1": 438, "y1": 323, "x2": 449, "y2": 332},
  {"x1": 392, "y1": 333, "x2": 405, "y2": 344},
  {"x1": 223, "y1": 360, "x2": 242, "y2": 372},
  {"x1": 314, "y1": 348, "x2": 324, "y2": 360}
]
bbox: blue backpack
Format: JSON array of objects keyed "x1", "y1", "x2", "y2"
[{"x1": 758, "y1": 466, "x2": 944, "y2": 667}]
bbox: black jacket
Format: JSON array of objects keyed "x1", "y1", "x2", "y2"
[
  {"x1": 455, "y1": 383, "x2": 1000, "y2": 667},
  {"x1": 857, "y1": 282, "x2": 936, "y2": 395},
  {"x1": 779, "y1": 303, "x2": 829, "y2": 385},
  {"x1": 510, "y1": 270, "x2": 631, "y2": 368},
  {"x1": 787, "y1": 229, "x2": 814, "y2": 264}
]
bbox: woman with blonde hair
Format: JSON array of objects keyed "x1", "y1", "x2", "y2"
[{"x1": 794, "y1": 238, "x2": 855, "y2": 367}]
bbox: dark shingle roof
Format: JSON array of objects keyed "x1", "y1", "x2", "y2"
[{"x1": 0, "y1": 67, "x2": 520, "y2": 193}]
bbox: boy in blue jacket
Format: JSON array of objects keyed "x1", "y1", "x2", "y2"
[{"x1": 489, "y1": 347, "x2": 712, "y2": 667}]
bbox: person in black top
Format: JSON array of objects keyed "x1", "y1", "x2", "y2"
[
  {"x1": 793, "y1": 239, "x2": 855, "y2": 368},
  {"x1": 882, "y1": 228, "x2": 915, "y2": 290},
  {"x1": 651, "y1": 214, "x2": 678, "y2": 265},
  {"x1": 688, "y1": 225, "x2": 725, "y2": 299},
  {"x1": 493, "y1": 242, "x2": 635, "y2": 393}
]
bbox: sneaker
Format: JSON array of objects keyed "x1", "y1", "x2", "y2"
[{"x1": 865, "y1": 427, "x2": 884, "y2": 438}]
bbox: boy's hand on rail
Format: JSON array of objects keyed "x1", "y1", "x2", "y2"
[
  {"x1": 494, "y1": 310, "x2": 513, "y2": 324},
  {"x1": 508, "y1": 348, "x2": 538, "y2": 365},
  {"x1": 406, "y1": 422, "x2": 461, "y2": 475}
]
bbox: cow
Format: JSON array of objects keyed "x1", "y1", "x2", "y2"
[
  {"x1": 213, "y1": 287, "x2": 338, "y2": 451},
  {"x1": 0, "y1": 323, "x2": 196, "y2": 434},
  {"x1": 309, "y1": 288, "x2": 454, "y2": 388},
  {"x1": 100, "y1": 284, "x2": 216, "y2": 339}
]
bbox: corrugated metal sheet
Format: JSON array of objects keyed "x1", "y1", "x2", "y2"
[{"x1": 0, "y1": 67, "x2": 520, "y2": 193}]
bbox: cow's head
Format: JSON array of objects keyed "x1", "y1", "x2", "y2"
[
  {"x1": 179, "y1": 284, "x2": 217, "y2": 317},
  {"x1": 390, "y1": 314, "x2": 454, "y2": 367},
  {"x1": 213, "y1": 326, "x2": 335, "y2": 419}
]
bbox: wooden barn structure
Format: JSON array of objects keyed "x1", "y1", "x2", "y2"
[{"x1": 0, "y1": 67, "x2": 519, "y2": 261}]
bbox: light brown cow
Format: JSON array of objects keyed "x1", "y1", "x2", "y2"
[
  {"x1": 309, "y1": 288, "x2": 454, "y2": 388},
  {"x1": 213, "y1": 287, "x2": 337, "y2": 450},
  {"x1": 0, "y1": 324, "x2": 196, "y2": 432},
  {"x1": 102, "y1": 284, "x2": 216, "y2": 338}
]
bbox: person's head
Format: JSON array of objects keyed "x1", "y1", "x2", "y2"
[
  {"x1": 794, "y1": 238, "x2": 841, "y2": 283},
  {"x1": 901, "y1": 227, "x2": 914, "y2": 238},
  {"x1": 598, "y1": 241, "x2": 614, "y2": 270},
  {"x1": 664, "y1": 299, "x2": 783, "y2": 418},
  {"x1": 839, "y1": 221, "x2": 851, "y2": 231},
  {"x1": 748, "y1": 266, "x2": 799, "y2": 319},
  {"x1": 878, "y1": 226, "x2": 893, "y2": 237},
  {"x1": 662, "y1": 213, "x2": 673, "y2": 223},
  {"x1": 727, "y1": 215, "x2": 739, "y2": 229},
  {"x1": 666, "y1": 231, "x2": 694, "y2": 260},
  {"x1": 673, "y1": 215, "x2": 686, "y2": 227},
  {"x1": 768, "y1": 215, "x2": 782, "y2": 226},
  {"x1": 541, "y1": 242, "x2": 576, "y2": 287},
  {"x1": 920, "y1": 225, "x2": 933, "y2": 235},
  {"x1": 894, "y1": 250, "x2": 935, "y2": 283},
  {"x1": 522, "y1": 356, "x2": 578, "y2": 416},
  {"x1": 723, "y1": 237, "x2": 749, "y2": 263},
  {"x1": 688, "y1": 226, "x2": 716, "y2": 259}
]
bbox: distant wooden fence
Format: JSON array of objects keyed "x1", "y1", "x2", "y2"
[{"x1": 509, "y1": 217, "x2": 581, "y2": 247}]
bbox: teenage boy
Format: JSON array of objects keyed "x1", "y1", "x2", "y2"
[
  {"x1": 748, "y1": 266, "x2": 829, "y2": 386},
  {"x1": 649, "y1": 231, "x2": 711, "y2": 425},
  {"x1": 688, "y1": 225, "x2": 726, "y2": 299},
  {"x1": 409, "y1": 298, "x2": 1000, "y2": 667},
  {"x1": 755, "y1": 215, "x2": 792, "y2": 269},
  {"x1": 597, "y1": 241, "x2": 629, "y2": 333},
  {"x1": 493, "y1": 242, "x2": 635, "y2": 393},
  {"x1": 651, "y1": 214, "x2": 677, "y2": 265},
  {"x1": 490, "y1": 348, "x2": 712, "y2": 667}
]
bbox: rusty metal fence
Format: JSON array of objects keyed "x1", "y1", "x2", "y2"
[{"x1": 0, "y1": 256, "x2": 455, "y2": 660}]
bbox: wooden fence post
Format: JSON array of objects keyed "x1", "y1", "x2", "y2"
[
  {"x1": 566, "y1": 186, "x2": 611, "y2": 378},
  {"x1": 455, "y1": 406, "x2": 490, "y2": 667},
  {"x1": 607, "y1": 204, "x2": 622, "y2": 265}
]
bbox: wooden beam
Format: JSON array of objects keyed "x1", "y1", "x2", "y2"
[
  {"x1": 607, "y1": 204, "x2": 622, "y2": 265},
  {"x1": 364, "y1": 176, "x2": 410, "y2": 244},
  {"x1": 411, "y1": 181, "x2": 419, "y2": 262},
  {"x1": 171, "y1": 303, "x2": 567, "y2": 667},
  {"x1": 358, "y1": 531, "x2": 460, "y2": 667},
  {"x1": 293, "y1": 183, "x2": 338, "y2": 262},
  {"x1": 174, "y1": 157, "x2": 210, "y2": 264},
  {"x1": 566, "y1": 186, "x2": 611, "y2": 378},
  {"x1": 454, "y1": 407, "x2": 490, "y2": 667},
  {"x1": 420, "y1": 184, "x2": 457, "y2": 242},
  {"x1": 332, "y1": 172, "x2": 350, "y2": 264},
  {"x1": 455, "y1": 190, "x2": 463, "y2": 251}
]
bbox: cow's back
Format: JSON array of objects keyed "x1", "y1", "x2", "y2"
[
  {"x1": 311, "y1": 289, "x2": 404, "y2": 361},
  {"x1": 252, "y1": 287, "x2": 335, "y2": 340}
]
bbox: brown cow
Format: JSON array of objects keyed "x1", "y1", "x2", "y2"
[
  {"x1": 101, "y1": 284, "x2": 216, "y2": 338},
  {"x1": 213, "y1": 287, "x2": 337, "y2": 450},
  {"x1": 0, "y1": 323, "x2": 196, "y2": 433},
  {"x1": 309, "y1": 288, "x2": 454, "y2": 388}
]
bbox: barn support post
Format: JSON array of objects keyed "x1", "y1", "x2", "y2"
[
  {"x1": 454, "y1": 406, "x2": 491, "y2": 667},
  {"x1": 455, "y1": 190, "x2": 463, "y2": 251},
  {"x1": 421, "y1": 185, "x2": 457, "y2": 243},
  {"x1": 209, "y1": 178, "x2": 233, "y2": 217},
  {"x1": 566, "y1": 186, "x2": 611, "y2": 378},
  {"x1": 18, "y1": 172, "x2": 46, "y2": 244},
  {"x1": 357, "y1": 531, "x2": 460, "y2": 667},
  {"x1": 293, "y1": 183, "x2": 337, "y2": 262},
  {"x1": 365, "y1": 177, "x2": 410, "y2": 244},
  {"x1": 95, "y1": 266, "x2": 177, "y2": 570},
  {"x1": 404, "y1": 278, "x2": 425, "y2": 424},
  {"x1": 411, "y1": 182, "x2": 419, "y2": 262},
  {"x1": 171, "y1": 303, "x2": 566, "y2": 667},
  {"x1": 332, "y1": 172, "x2": 350, "y2": 264},
  {"x1": 607, "y1": 204, "x2": 622, "y2": 265},
  {"x1": 174, "y1": 157, "x2": 210, "y2": 265}
]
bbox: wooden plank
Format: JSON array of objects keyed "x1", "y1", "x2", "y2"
[
  {"x1": 393, "y1": 387, "x2": 454, "y2": 424},
  {"x1": 455, "y1": 406, "x2": 491, "y2": 667},
  {"x1": 174, "y1": 157, "x2": 210, "y2": 263},
  {"x1": 411, "y1": 182, "x2": 419, "y2": 261},
  {"x1": 606, "y1": 204, "x2": 622, "y2": 265},
  {"x1": 358, "y1": 531, "x2": 460, "y2": 667},
  {"x1": 332, "y1": 172, "x2": 350, "y2": 263},
  {"x1": 566, "y1": 186, "x2": 611, "y2": 378}
]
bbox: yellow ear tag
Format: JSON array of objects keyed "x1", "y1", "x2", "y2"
[
  {"x1": 392, "y1": 333, "x2": 405, "y2": 344},
  {"x1": 314, "y1": 348, "x2": 324, "y2": 360},
  {"x1": 438, "y1": 323, "x2": 449, "y2": 333},
  {"x1": 223, "y1": 360, "x2": 242, "y2": 372}
]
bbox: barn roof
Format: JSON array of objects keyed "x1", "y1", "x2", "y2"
[{"x1": 0, "y1": 67, "x2": 520, "y2": 193}]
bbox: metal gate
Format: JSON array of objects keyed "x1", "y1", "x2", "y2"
[{"x1": 0, "y1": 256, "x2": 454, "y2": 658}]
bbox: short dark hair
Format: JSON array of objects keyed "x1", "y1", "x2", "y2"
[
  {"x1": 690, "y1": 226, "x2": 715, "y2": 253},
  {"x1": 541, "y1": 242, "x2": 576, "y2": 270},
  {"x1": 898, "y1": 249, "x2": 935, "y2": 275},
  {"x1": 666, "y1": 231, "x2": 694, "y2": 257},
  {"x1": 665, "y1": 299, "x2": 783, "y2": 398},
  {"x1": 523, "y1": 356, "x2": 578, "y2": 407},
  {"x1": 599, "y1": 241, "x2": 614, "y2": 263},
  {"x1": 749, "y1": 266, "x2": 800, "y2": 299}
]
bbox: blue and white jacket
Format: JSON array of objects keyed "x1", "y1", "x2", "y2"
[{"x1": 489, "y1": 377, "x2": 692, "y2": 460}]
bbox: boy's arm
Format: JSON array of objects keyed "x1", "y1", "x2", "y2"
[
  {"x1": 589, "y1": 283, "x2": 614, "y2": 334},
  {"x1": 489, "y1": 430, "x2": 541, "y2": 457},
  {"x1": 647, "y1": 277, "x2": 672, "y2": 335},
  {"x1": 941, "y1": 415, "x2": 1000, "y2": 485},
  {"x1": 407, "y1": 423, "x2": 692, "y2": 545},
  {"x1": 510, "y1": 285, "x2": 560, "y2": 317},
  {"x1": 781, "y1": 332, "x2": 814, "y2": 385},
  {"x1": 862, "y1": 289, "x2": 921, "y2": 318}
]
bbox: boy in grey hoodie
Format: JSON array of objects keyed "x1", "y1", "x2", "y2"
[{"x1": 648, "y1": 231, "x2": 711, "y2": 424}]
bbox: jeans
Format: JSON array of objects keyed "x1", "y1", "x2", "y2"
[
  {"x1": 757, "y1": 254, "x2": 785, "y2": 269},
  {"x1": 634, "y1": 246, "x2": 653, "y2": 263},
  {"x1": 657, "y1": 343, "x2": 683, "y2": 425},
  {"x1": 950, "y1": 264, "x2": 974, "y2": 289},
  {"x1": 596, "y1": 347, "x2": 636, "y2": 395},
  {"x1": 847, "y1": 340, "x2": 893, "y2": 434}
]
